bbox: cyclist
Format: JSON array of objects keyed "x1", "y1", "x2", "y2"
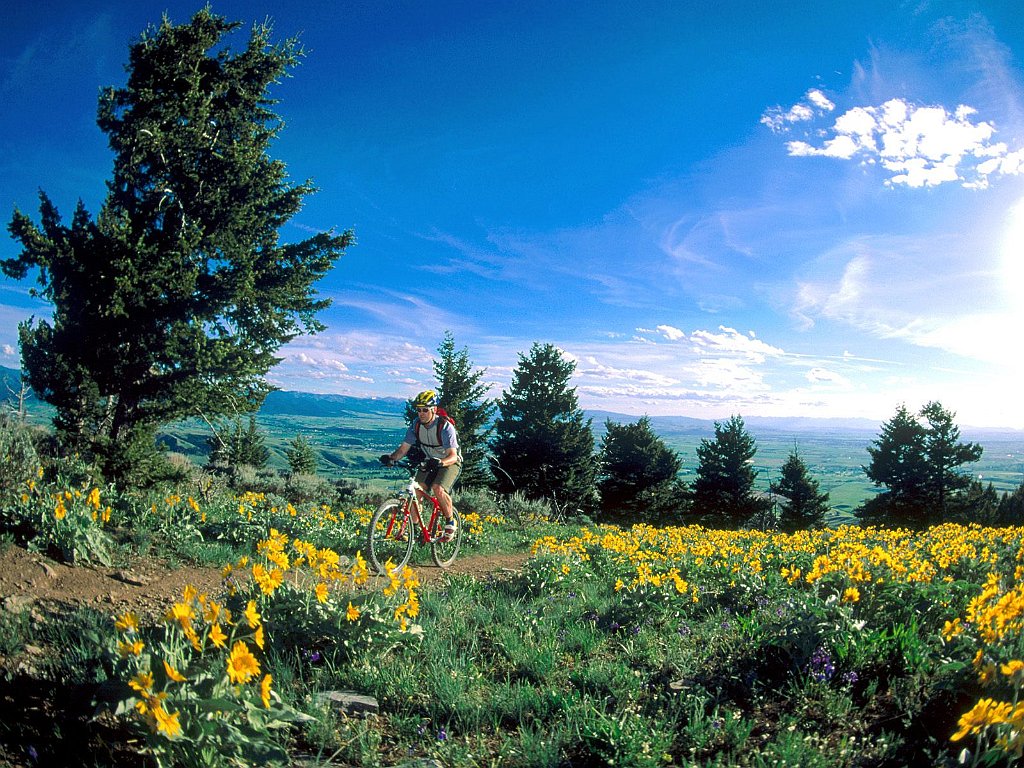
[{"x1": 380, "y1": 390, "x2": 462, "y2": 541}]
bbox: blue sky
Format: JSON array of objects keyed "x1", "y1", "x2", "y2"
[{"x1": 2, "y1": 1, "x2": 1023, "y2": 428}]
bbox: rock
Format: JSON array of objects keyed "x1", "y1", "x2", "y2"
[
  {"x1": 39, "y1": 562, "x2": 58, "y2": 579},
  {"x1": 313, "y1": 690, "x2": 379, "y2": 716},
  {"x1": 3, "y1": 595, "x2": 35, "y2": 612},
  {"x1": 113, "y1": 570, "x2": 150, "y2": 586}
]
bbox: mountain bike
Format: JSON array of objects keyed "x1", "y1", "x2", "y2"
[{"x1": 366, "y1": 460, "x2": 464, "y2": 575}]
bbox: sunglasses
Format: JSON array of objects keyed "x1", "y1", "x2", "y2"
[{"x1": 416, "y1": 407, "x2": 433, "y2": 412}]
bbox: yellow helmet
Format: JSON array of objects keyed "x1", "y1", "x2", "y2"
[{"x1": 412, "y1": 389, "x2": 439, "y2": 408}]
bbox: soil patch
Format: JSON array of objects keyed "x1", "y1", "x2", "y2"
[{"x1": 0, "y1": 543, "x2": 532, "y2": 620}]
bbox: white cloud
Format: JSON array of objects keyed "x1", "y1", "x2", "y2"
[
  {"x1": 579, "y1": 356, "x2": 679, "y2": 387},
  {"x1": 2, "y1": 344, "x2": 14, "y2": 356},
  {"x1": 690, "y1": 326, "x2": 786, "y2": 362},
  {"x1": 760, "y1": 88, "x2": 835, "y2": 132},
  {"x1": 656, "y1": 324, "x2": 686, "y2": 341},
  {"x1": 773, "y1": 96, "x2": 1024, "y2": 188},
  {"x1": 806, "y1": 367, "x2": 851, "y2": 387}
]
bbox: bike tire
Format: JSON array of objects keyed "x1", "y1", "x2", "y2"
[
  {"x1": 367, "y1": 499, "x2": 414, "y2": 575},
  {"x1": 431, "y1": 506, "x2": 463, "y2": 568}
]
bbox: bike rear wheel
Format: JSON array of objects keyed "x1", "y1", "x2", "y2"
[
  {"x1": 431, "y1": 506, "x2": 463, "y2": 568},
  {"x1": 367, "y1": 499, "x2": 414, "y2": 575}
]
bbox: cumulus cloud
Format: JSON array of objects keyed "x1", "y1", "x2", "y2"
[
  {"x1": 760, "y1": 88, "x2": 835, "y2": 132},
  {"x1": 689, "y1": 326, "x2": 785, "y2": 362},
  {"x1": 656, "y1": 324, "x2": 686, "y2": 341},
  {"x1": 2, "y1": 344, "x2": 14, "y2": 356},
  {"x1": 773, "y1": 96, "x2": 1023, "y2": 188}
]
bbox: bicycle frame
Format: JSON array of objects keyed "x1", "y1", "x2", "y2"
[{"x1": 388, "y1": 475, "x2": 444, "y2": 544}]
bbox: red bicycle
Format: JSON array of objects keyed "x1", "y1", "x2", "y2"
[{"x1": 366, "y1": 460, "x2": 464, "y2": 575}]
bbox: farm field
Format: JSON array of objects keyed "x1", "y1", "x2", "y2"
[{"x1": 152, "y1": 390, "x2": 1024, "y2": 516}]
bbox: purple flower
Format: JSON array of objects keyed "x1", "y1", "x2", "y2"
[
  {"x1": 808, "y1": 646, "x2": 836, "y2": 683},
  {"x1": 437, "y1": 727, "x2": 448, "y2": 742},
  {"x1": 677, "y1": 623, "x2": 691, "y2": 637}
]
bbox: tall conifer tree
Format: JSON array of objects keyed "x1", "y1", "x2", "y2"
[
  {"x1": 3, "y1": 9, "x2": 350, "y2": 478},
  {"x1": 771, "y1": 448, "x2": 831, "y2": 532},
  {"x1": 691, "y1": 415, "x2": 769, "y2": 529},
  {"x1": 491, "y1": 343, "x2": 596, "y2": 510},
  {"x1": 431, "y1": 331, "x2": 495, "y2": 488}
]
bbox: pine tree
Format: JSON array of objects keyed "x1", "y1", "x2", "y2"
[
  {"x1": 2, "y1": 9, "x2": 350, "y2": 480},
  {"x1": 857, "y1": 402, "x2": 983, "y2": 527},
  {"x1": 208, "y1": 414, "x2": 268, "y2": 470},
  {"x1": 771, "y1": 448, "x2": 830, "y2": 532},
  {"x1": 286, "y1": 433, "x2": 318, "y2": 475},
  {"x1": 490, "y1": 343, "x2": 596, "y2": 511},
  {"x1": 919, "y1": 401, "x2": 983, "y2": 519},
  {"x1": 598, "y1": 416, "x2": 687, "y2": 524},
  {"x1": 691, "y1": 415, "x2": 769, "y2": 529},
  {"x1": 432, "y1": 332, "x2": 495, "y2": 488}
]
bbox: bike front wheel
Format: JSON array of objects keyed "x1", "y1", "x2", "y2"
[
  {"x1": 431, "y1": 506, "x2": 463, "y2": 568},
  {"x1": 367, "y1": 499, "x2": 414, "y2": 575}
]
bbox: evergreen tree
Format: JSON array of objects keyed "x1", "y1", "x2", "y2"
[
  {"x1": 771, "y1": 448, "x2": 830, "y2": 532},
  {"x1": 997, "y1": 481, "x2": 1024, "y2": 525},
  {"x1": 691, "y1": 415, "x2": 769, "y2": 529},
  {"x1": 208, "y1": 414, "x2": 268, "y2": 470},
  {"x1": 286, "y1": 433, "x2": 318, "y2": 475},
  {"x1": 431, "y1": 331, "x2": 495, "y2": 489},
  {"x1": 598, "y1": 416, "x2": 687, "y2": 524},
  {"x1": 919, "y1": 401, "x2": 984, "y2": 519},
  {"x1": 490, "y1": 343, "x2": 596, "y2": 511},
  {"x1": 2, "y1": 9, "x2": 350, "y2": 479},
  {"x1": 857, "y1": 402, "x2": 983, "y2": 527},
  {"x1": 857, "y1": 404, "x2": 929, "y2": 526}
]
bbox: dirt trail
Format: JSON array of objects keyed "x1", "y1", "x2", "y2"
[{"x1": 0, "y1": 543, "x2": 532, "y2": 620}]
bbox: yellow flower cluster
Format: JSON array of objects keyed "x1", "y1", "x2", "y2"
[
  {"x1": 534, "y1": 522, "x2": 1024, "y2": 604},
  {"x1": 381, "y1": 563, "x2": 421, "y2": 631},
  {"x1": 114, "y1": 581, "x2": 277, "y2": 742},
  {"x1": 223, "y1": 528, "x2": 371, "y2": 601},
  {"x1": 39, "y1": 485, "x2": 111, "y2": 524}
]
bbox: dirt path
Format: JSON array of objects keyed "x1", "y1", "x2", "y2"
[{"x1": 0, "y1": 543, "x2": 532, "y2": 620}]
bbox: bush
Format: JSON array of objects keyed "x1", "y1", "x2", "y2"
[{"x1": 0, "y1": 414, "x2": 39, "y2": 497}]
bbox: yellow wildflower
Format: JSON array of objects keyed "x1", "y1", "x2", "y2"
[
  {"x1": 226, "y1": 641, "x2": 260, "y2": 684},
  {"x1": 346, "y1": 602, "x2": 361, "y2": 622},
  {"x1": 115, "y1": 612, "x2": 140, "y2": 633},
  {"x1": 162, "y1": 660, "x2": 187, "y2": 683},
  {"x1": 842, "y1": 587, "x2": 860, "y2": 603},
  {"x1": 209, "y1": 623, "x2": 227, "y2": 649},
  {"x1": 118, "y1": 639, "x2": 145, "y2": 657},
  {"x1": 951, "y1": 698, "x2": 1013, "y2": 742},
  {"x1": 260, "y1": 674, "x2": 273, "y2": 708},
  {"x1": 1001, "y1": 660, "x2": 1024, "y2": 680},
  {"x1": 151, "y1": 703, "x2": 182, "y2": 739},
  {"x1": 166, "y1": 601, "x2": 195, "y2": 630},
  {"x1": 129, "y1": 671, "x2": 154, "y2": 694},
  {"x1": 315, "y1": 583, "x2": 329, "y2": 603},
  {"x1": 245, "y1": 600, "x2": 261, "y2": 628}
]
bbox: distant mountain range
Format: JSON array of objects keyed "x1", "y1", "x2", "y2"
[{"x1": 3, "y1": 365, "x2": 1020, "y2": 439}]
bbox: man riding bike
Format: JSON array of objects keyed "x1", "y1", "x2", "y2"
[{"x1": 380, "y1": 390, "x2": 462, "y2": 542}]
